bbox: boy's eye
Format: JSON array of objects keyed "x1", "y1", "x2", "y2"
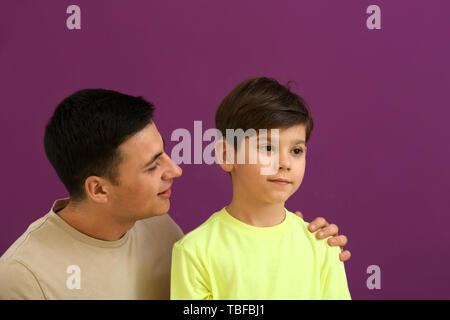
[
  {"x1": 293, "y1": 148, "x2": 303, "y2": 155},
  {"x1": 260, "y1": 145, "x2": 273, "y2": 152}
]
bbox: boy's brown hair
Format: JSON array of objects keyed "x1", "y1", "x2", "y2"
[{"x1": 215, "y1": 77, "x2": 314, "y2": 148}]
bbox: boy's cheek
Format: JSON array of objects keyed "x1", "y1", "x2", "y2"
[
  {"x1": 291, "y1": 183, "x2": 302, "y2": 195},
  {"x1": 257, "y1": 154, "x2": 280, "y2": 176}
]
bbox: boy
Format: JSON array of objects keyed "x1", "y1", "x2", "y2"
[{"x1": 170, "y1": 77, "x2": 351, "y2": 299}]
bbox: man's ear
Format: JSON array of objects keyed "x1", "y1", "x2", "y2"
[
  {"x1": 215, "y1": 139, "x2": 234, "y2": 173},
  {"x1": 84, "y1": 176, "x2": 110, "y2": 204}
]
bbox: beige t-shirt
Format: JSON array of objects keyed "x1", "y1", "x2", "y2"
[{"x1": 0, "y1": 199, "x2": 184, "y2": 299}]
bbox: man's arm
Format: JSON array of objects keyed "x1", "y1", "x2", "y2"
[
  {"x1": 294, "y1": 211, "x2": 351, "y2": 262},
  {"x1": 0, "y1": 260, "x2": 45, "y2": 299}
]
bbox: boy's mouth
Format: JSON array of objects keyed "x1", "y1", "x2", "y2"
[{"x1": 267, "y1": 178, "x2": 291, "y2": 185}]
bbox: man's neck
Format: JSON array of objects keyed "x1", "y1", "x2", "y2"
[
  {"x1": 226, "y1": 196, "x2": 286, "y2": 227},
  {"x1": 56, "y1": 199, "x2": 135, "y2": 241}
]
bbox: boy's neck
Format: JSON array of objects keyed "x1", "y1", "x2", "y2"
[{"x1": 226, "y1": 198, "x2": 286, "y2": 227}]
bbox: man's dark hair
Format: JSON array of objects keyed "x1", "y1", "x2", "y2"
[
  {"x1": 215, "y1": 77, "x2": 314, "y2": 148},
  {"x1": 44, "y1": 89, "x2": 154, "y2": 201}
]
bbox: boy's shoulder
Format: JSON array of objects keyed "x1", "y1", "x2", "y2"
[
  {"x1": 285, "y1": 209, "x2": 314, "y2": 237},
  {"x1": 174, "y1": 209, "x2": 224, "y2": 249},
  {"x1": 174, "y1": 208, "x2": 340, "y2": 259},
  {"x1": 285, "y1": 209, "x2": 342, "y2": 257}
]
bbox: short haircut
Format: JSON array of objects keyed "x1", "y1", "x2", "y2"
[
  {"x1": 44, "y1": 89, "x2": 155, "y2": 201},
  {"x1": 215, "y1": 77, "x2": 314, "y2": 148}
]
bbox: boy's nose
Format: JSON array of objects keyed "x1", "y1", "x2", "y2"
[{"x1": 278, "y1": 152, "x2": 291, "y2": 171}]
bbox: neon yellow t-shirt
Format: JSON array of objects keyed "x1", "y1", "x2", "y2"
[{"x1": 170, "y1": 207, "x2": 351, "y2": 300}]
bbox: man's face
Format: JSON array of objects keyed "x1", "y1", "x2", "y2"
[
  {"x1": 230, "y1": 124, "x2": 307, "y2": 205},
  {"x1": 107, "y1": 122, "x2": 182, "y2": 221}
]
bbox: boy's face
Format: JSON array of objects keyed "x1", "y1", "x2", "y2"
[
  {"x1": 107, "y1": 122, "x2": 182, "y2": 221},
  {"x1": 229, "y1": 124, "x2": 307, "y2": 205}
]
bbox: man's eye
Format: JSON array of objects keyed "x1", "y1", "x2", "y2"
[
  {"x1": 147, "y1": 164, "x2": 159, "y2": 172},
  {"x1": 260, "y1": 145, "x2": 272, "y2": 152}
]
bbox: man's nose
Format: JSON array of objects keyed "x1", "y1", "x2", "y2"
[{"x1": 162, "y1": 154, "x2": 182, "y2": 180}]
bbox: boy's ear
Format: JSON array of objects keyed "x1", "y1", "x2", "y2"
[{"x1": 215, "y1": 139, "x2": 234, "y2": 173}]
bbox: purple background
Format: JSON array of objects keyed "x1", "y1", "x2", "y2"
[{"x1": 1, "y1": 1, "x2": 449, "y2": 299}]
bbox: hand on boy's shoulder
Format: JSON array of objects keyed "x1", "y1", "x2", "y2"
[{"x1": 293, "y1": 210, "x2": 351, "y2": 262}]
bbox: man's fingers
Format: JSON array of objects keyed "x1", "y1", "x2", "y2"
[
  {"x1": 294, "y1": 211, "x2": 304, "y2": 219},
  {"x1": 316, "y1": 224, "x2": 339, "y2": 239},
  {"x1": 327, "y1": 235, "x2": 348, "y2": 247},
  {"x1": 339, "y1": 250, "x2": 351, "y2": 262},
  {"x1": 308, "y1": 217, "x2": 328, "y2": 232}
]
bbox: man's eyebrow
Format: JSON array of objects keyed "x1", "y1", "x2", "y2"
[
  {"x1": 143, "y1": 152, "x2": 163, "y2": 168},
  {"x1": 143, "y1": 138, "x2": 165, "y2": 168}
]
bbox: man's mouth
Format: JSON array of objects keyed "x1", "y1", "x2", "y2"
[{"x1": 158, "y1": 186, "x2": 172, "y2": 198}]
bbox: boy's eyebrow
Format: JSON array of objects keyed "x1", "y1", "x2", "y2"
[
  {"x1": 293, "y1": 139, "x2": 306, "y2": 145},
  {"x1": 263, "y1": 137, "x2": 306, "y2": 145},
  {"x1": 143, "y1": 138, "x2": 165, "y2": 168}
]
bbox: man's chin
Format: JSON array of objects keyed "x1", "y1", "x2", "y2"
[
  {"x1": 137, "y1": 210, "x2": 168, "y2": 221},
  {"x1": 145, "y1": 202, "x2": 170, "y2": 218}
]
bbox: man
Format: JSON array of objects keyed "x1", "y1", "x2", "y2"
[{"x1": 0, "y1": 89, "x2": 350, "y2": 299}]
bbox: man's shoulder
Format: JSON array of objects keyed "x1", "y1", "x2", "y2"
[
  {"x1": 0, "y1": 213, "x2": 60, "y2": 299},
  {"x1": 0, "y1": 213, "x2": 55, "y2": 263},
  {"x1": 137, "y1": 213, "x2": 184, "y2": 241},
  {"x1": 0, "y1": 257, "x2": 46, "y2": 299}
]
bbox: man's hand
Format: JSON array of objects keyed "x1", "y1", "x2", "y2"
[{"x1": 294, "y1": 211, "x2": 351, "y2": 262}]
